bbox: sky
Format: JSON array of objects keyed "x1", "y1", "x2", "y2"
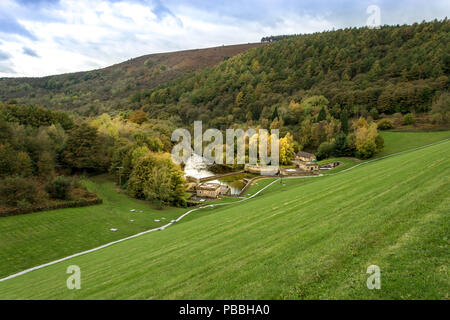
[{"x1": 0, "y1": 0, "x2": 449, "y2": 77}]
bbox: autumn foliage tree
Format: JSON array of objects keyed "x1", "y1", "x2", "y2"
[
  {"x1": 63, "y1": 125, "x2": 107, "y2": 171},
  {"x1": 129, "y1": 110, "x2": 149, "y2": 125},
  {"x1": 128, "y1": 152, "x2": 186, "y2": 207},
  {"x1": 354, "y1": 118, "x2": 383, "y2": 159},
  {"x1": 431, "y1": 93, "x2": 450, "y2": 125},
  {"x1": 279, "y1": 133, "x2": 295, "y2": 165}
]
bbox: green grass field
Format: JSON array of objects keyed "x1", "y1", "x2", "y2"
[
  {"x1": 0, "y1": 175, "x2": 189, "y2": 279},
  {"x1": 316, "y1": 131, "x2": 449, "y2": 175},
  {"x1": 377, "y1": 131, "x2": 450, "y2": 158},
  {"x1": 0, "y1": 139, "x2": 448, "y2": 299},
  {"x1": 317, "y1": 157, "x2": 360, "y2": 175}
]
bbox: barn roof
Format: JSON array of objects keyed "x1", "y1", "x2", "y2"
[
  {"x1": 296, "y1": 151, "x2": 315, "y2": 158},
  {"x1": 198, "y1": 183, "x2": 221, "y2": 191}
]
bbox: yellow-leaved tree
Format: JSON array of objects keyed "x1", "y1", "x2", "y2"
[
  {"x1": 279, "y1": 133, "x2": 295, "y2": 165},
  {"x1": 354, "y1": 118, "x2": 383, "y2": 159}
]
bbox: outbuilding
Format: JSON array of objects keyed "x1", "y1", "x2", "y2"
[
  {"x1": 196, "y1": 183, "x2": 221, "y2": 198},
  {"x1": 294, "y1": 151, "x2": 319, "y2": 172},
  {"x1": 295, "y1": 151, "x2": 317, "y2": 162},
  {"x1": 297, "y1": 161, "x2": 319, "y2": 172}
]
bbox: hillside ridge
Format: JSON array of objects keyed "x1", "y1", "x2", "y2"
[{"x1": 0, "y1": 43, "x2": 264, "y2": 114}]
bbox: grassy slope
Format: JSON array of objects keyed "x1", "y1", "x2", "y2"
[
  {"x1": 0, "y1": 140, "x2": 448, "y2": 299},
  {"x1": 317, "y1": 158, "x2": 359, "y2": 175},
  {"x1": 377, "y1": 131, "x2": 450, "y2": 158},
  {"x1": 316, "y1": 131, "x2": 450, "y2": 175},
  {"x1": 0, "y1": 43, "x2": 263, "y2": 110},
  {"x1": 0, "y1": 176, "x2": 187, "y2": 279}
]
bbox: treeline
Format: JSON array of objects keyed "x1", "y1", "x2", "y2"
[
  {"x1": 0, "y1": 105, "x2": 187, "y2": 210},
  {"x1": 0, "y1": 44, "x2": 261, "y2": 117},
  {"x1": 0, "y1": 104, "x2": 97, "y2": 213},
  {"x1": 261, "y1": 35, "x2": 300, "y2": 42},
  {"x1": 1, "y1": 102, "x2": 74, "y2": 130}
]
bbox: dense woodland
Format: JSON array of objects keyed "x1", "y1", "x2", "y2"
[
  {"x1": 0, "y1": 20, "x2": 449, "y2": 212},
  {"x1": 0, "y1": 43, "x2": 262, "y2": 116},
  {"x1": 261, "y1": 34, "x2": 300, "y2": 42},
  {"x1": 0, "y1": 103, "x2": 186, "y2": 212},
  {"x1": 139, "y1": 20, "x2": 449, "y2": 155},
  {"x1": 143, "y1": 20, "x2": 449, "y2": 126}
]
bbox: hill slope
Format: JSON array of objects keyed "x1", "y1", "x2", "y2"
[
  {"x1": 142, "y1": 20, "x2": 449, "y2": 127},
  {"x1": 0, "y1": 176, "x2": 188, "y2": 279},
  {"x1": 0, "y1": 131, "x2": 447, "y2": 281},
  {"x1": 377, "y1": 130, "x2": 450, "y2": 157},
  {"x1": 0, "y1": 43, "x2": 263, "y2": 115},
  {"x1": 0, "y1": 140, "x2": 448, "y2": 299},
  {"x1": 2, "y1": 21, "x2": 449, "y2": 125}
]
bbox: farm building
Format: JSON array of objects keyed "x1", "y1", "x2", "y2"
[
  {"x1": 196, "y1": 183, "x2": 221, "y2": 198},
  {"x1": 293, "y1": 151, "x2": 319, "y2": 172},
  {"x1": 219, "y1": 185, "x2": 231, "y2": 196},
  {"x1": 186, "y1": 182, "x2": 197, "y2": 192},
  {"x1": 295, "y1": 151, "x2": 316, "y2": 162},
  {"x1": 297, "y1": 161, "x2": 319, "y2": 172}
]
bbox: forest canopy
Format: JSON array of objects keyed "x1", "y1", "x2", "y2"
[
  {"x1": 143, "y1": 20, "x2": 449, "y2": 129},
  {"x1": 1, "y1": 20, "x2": 449, "y2": 211}
]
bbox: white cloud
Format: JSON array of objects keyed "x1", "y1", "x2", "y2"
[
  {"x1": 0, "y1": 0, "x2": 338, "y2": 77},
  {"x1": 1, "y1": 0, "x2": 187, "y2": 76},
  {"x1": 0, "y1": 0, "x2": 448, "y2": 77}
]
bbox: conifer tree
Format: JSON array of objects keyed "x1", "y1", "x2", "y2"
[{"x1": 317, "y1": 106, "x2": 327, "y2": 122}]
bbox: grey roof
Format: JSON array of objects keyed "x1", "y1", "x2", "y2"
[
  {"x1": 198, "y1": 183, "x2": 221, "y2": 191},
  {"x1": 296, "y1": 151, "x2": 315, "y2": 158}
]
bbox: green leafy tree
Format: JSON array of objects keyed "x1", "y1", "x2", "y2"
[
  {"x1": 369, "y1": 108, "x2": 379, "y2": 120},
  {"x1": 110, "y1": 142, "x2": 134, "y2": 185},
  {"x1": 354, "y1": 122, "x2": 383, "y2": 159},
  {"x1": 129, "y1": 110, "x2": 149, "y2": 125},
  {"x1": 332, "y1": 133, "x2": 349, "y2": 156},
  {"x1": 368, "y1": 60, "x2": 382, "y2": 81},
  {"x1": 63, "y1": 125, "x2": 103, "y2": 170},
  {"x1": 356, "y1": 139, "x2": 377, "y2": 159},
  {"x1": 131, "y1": 146, "x2": 150, "y2": 165},
  {"x1": 0, "y1": 144, "x2": 17, "y2": 178},
  {"x1": 377, "y1": 119, "x2": 394, "y2": 130},
  {"x1": 235, "y1": 92, "x2": 244, "y2": 107},
  {"x1": 46, "y1": 176, "x2": 72, "y2": 200},
  {"x1": 246, "y1": 111, "x2": 253, "y2": 122},
  {"x1": 317, "y1": 106, "x2": 327, "y2": 122},
  {"x1": 431, "y1": 93, "x2": 450, "y2": 125},
  {"x1": 37, "y1": 151, "x2": 55, "y2": 178},
  {"x1": 317, "y1": 141, "x2": 334, "y2": 160},
  {"x1": 271, "y1": 106, "x2": 279, "y2": 121},
  {"x1": 340, "y1": 109, "x2": 349, "y2": 134},
  {"x1": 0, "y1": 177, "x2": 39, "y2": 206},
  {"x1": 15, "y1": 152, "x2": 33, "y2": 178},
  {"x1": 402, "y1": 113, "x2": 415, "y2": 125},
  {"x1": 128, "y1": 152, "x2": 186, "y2": 207}
]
